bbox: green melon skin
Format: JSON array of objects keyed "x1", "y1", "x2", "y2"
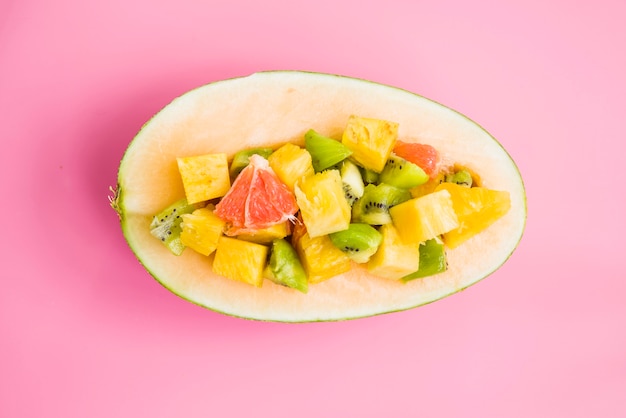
[{"x1": 111, "y1": 71, "x2": 527, "y2": 323}]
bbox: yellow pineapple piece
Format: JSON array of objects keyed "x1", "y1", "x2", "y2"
[
  {"x1": 180, "y1": 207, "x2": 225, "y2": 256},
  {"x1": 212, "y1": 237, "x2": 268, "y2": 287},
  {"x1": 435, "y1": 183, "x2": 511, "y2": 249},
  {"x1": 341, "y1": 115, "x2": 399, "y2": 173},
  {"x1": 234, "y1": 221, "x2": 291, "y2": 244},
  {"x1": 294, "y1": 170, "x2": 351, "y2": 238},
  {"x1": 268, "y1": 143, "x2": 314, "y2": 192},
  {"x1": 367, "y1": 224, "x2": 420, "y2": 280},
  {"x1": 177, "y1": 153, "x2": 230, "y2": 204},
  {"x1": 389, "y1": 189, "x2": 459, "y2": 245},
  {"x1": 292, "y1": 221, "x2": 351, "y2": 284}
]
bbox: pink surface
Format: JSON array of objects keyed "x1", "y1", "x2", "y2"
[{"x1": 2, "y1": 0, "x2": 625, "y2": 417}]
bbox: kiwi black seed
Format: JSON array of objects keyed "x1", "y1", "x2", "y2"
[
  {"x1": 329, "y1": 223, "x2": 383, "y2": 264},
  {"x1": 444, "y1": 170, "x2": 473, "y2": 187},
  {"x1": 340, "y1": 160, "x2": 365, "y2": 205},
  {"x1": 149, "y1": 198, "x2": 199, "y2": 255},
  {"x1": 379, "y1": 155, "x2": 429, "y2": 189},
  {"x1": 352, "y1": 183, "x2": 412, "y2": 225}
]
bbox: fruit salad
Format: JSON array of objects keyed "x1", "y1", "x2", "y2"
[{"x1": 149, "y1": 115, "x2": 511, "y2": 293}]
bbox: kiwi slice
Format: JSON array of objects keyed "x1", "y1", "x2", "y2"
[
  {"x1": 402, "y1": 238, "x2": 447, "y2": 281},
  {"x1": 329, "y1": 223, "x2": 382, "y2": 263},
  {"x1": 304, "y1": 129, "x2": 353, "y2": 172},
  {"x1": 150, "y1": 199, "x2": 200, "y2": 255},
  {"x1": 352, "y1": 183, "x2": 412, "y2": 225},
  {"x1": 230, "y1": 147, "x2": 274, "y2": 178},
  {"x1": 263, "y1": 239, "x2": 308, "y2": 293},
  {"x1": 444, "y1": 169, "x2": 473, "y2": 188},
  {"x1": 379, "y1": 155, "x2": 429, "y2": 189},
  {"x1": 340, "y1": 160, "x2": 365, "y2": 205},
  {"x1": 359, "y1": 166, "x2": 379, "y2": 184}
]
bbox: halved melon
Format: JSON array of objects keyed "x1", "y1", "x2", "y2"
[{"x1": 110, "y1": 71, "x2": 526, "y2": 322}]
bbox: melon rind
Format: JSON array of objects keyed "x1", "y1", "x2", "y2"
[{"x1": 114, "y1": 71, "x2": 526, "y2": 322}]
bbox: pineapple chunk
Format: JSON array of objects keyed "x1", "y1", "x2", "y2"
[
  {"x1": 234, "y1": 221, "x2": 291, "y2": 244},
  {"x1": 180, "y1": 207, "x2": 225, "y2": 256},
  {"x1": 341, "y1": 115, "x2": 399, "y2": 173},
  {"x1": 435, "y1": 183, "x2": 511, "y2": 249},
  {"x1": 294, "y1": 170, "x2": 351, "y2": 238},
  {"x1": 212, "y1": 237, "x2": 268, "y2": 287},
  {"x1": 292, "y1": 221, "x2": 351, "y2": 284},
  {"x1": 177, "y1": 153, "x2": 231, "y2": 204},
  {"x1": 268, "y1": 143, "x2": 314, "y2": 192},
  {"x1": 389, "y1": 189, "x2": 459, "y2": 245},
  {"x1": 367, "y1": 224, "x2": 420, "y2": 280}
]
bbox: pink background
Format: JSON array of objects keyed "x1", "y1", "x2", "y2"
[{"x1": 2, "y1": 0, "x2": 625, "y2": 417}]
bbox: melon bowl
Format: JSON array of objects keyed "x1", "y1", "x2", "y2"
[{"x1": 111, "y1": 71, "x2": 526, "y2": 322}]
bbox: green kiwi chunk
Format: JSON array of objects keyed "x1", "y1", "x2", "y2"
[
  {"x1": 263, "y1": 239, "x2": 308, "y2": 293},
  {"x1": 329, "y1": 223, "x2": 382, "y2": 263},
  {"x1": 379, "y1": 155, "x2": 429, "y2": 189},
  {"x1": 304, "y1": 129, "x2": 353, "y2": 172},
  {"x1": 229, "y1": 147, "x2": 274, "y2": 178},
  {"x1": 444, "y1": 169, "x2": 473, "y2": 187},
  {"x1": 402, "y1": 238, "x2": 447, "y2": 281},
  {"x1": 352, "y1": 183, "x2": 412, "y2": 225},
  {"x1": 340, "y1": 160, "x2": 365, "y2": 206},
  {"x1": 150, "y1": 199, "x2": 200, "y2": 255},
  {"x1": 360, "y1": 166, "x2": 379, "y2": 184}
]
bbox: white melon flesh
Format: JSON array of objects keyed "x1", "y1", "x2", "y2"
[{"x1": 113, "y1": 71, "x2": 526, "y2": 322}]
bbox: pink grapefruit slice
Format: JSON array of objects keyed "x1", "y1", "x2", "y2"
[{"x1": 215, "y1": 154, "x2": 298, "y2": 234}]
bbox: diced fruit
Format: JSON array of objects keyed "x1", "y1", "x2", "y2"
[
  {"x1": 341, "y1": 115, "x2": 398, "y2": 173},
  {"x1": 435, "y1": 183, "x2": 511, "y2": 249},
  {"x1": 229, "y1": 147, "x2": 274, "y2": 178},
  {"x1": 215, "y1": 154, "x2": 298, "y2": 231},
  {"x1": 452, "y1": 163, "x2": 482, "y2": 187},
  {"x1": 410, "y1": 171, "x2": 445, "y2": 198},
  {"x1": 389, "y1": 189, "x2": 459, "y2": 245},
  {"x1": 402, "y1": 238, "x2": 447, "y2": 281},
  {"x1": 263, "y1": 239, "x2": 308, "y2": 293},
  {"x1": 411, "y1": 166, "x2": 473, "y2": 199},
  {"x1": 393, "y1": 141, "x2": 441, "y2": 179},
  {"x1": 351, "y1": 183, "x2": 411, "y2": 225},
  {"x1": 177, "y1": 153, "x2": 231, "y2": 204},
  {"x1": 180, "y1": 207, "x2": 225, "y2": 256},
  {"x1": 340, "y1": 160, "x2": 365, "y2": 206},
  {"x1": 379, "y1": 154, "x2": 429, "y2": 189},
  {"x1": 360, "y1": 166, "x2": 379, "y2": 184},
  {"x1": 367, "y1": 223, "x2": 421, "y2": 280},
  {"x1": 304, "y1": 129, "x2": 353, "y2": 172},
  {"x1": 234, "y1": 221, "x2": 291, "y2": 244},
  {"x1": 294, "y1": 170, "x2": 351, "y2": 237},
  {"x1": 267, "y1": 143, "x2": 314, "y2": 192},
  {"x1": 114, "y1": 72, "x2": 528, "y2": 322},
  {"x1": 444, "y1": 170, "x2": 473, "y2": 187},
  {"x1": 150, "y1": 198, "x2": 200, "y2": 255},
  {"x1": 212, "y1": 237, "x2": 268, "y2": 287},
  {"x1": 292, "y1": 220, "x2": 351, "y2": 284},
  {"x1": 329, "y1": 223, "x2": 382, "y2": 264}
]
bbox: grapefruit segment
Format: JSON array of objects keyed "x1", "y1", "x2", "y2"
[
  {"x1": 393, "y1": 141, "x2": 441, "y2": 179},
  {"x1": 215, "y1": 154, "x2": 298, "y2": 234},
  {"x1": 213, "y1": 162, "x2": 252, "y2": 228}
]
